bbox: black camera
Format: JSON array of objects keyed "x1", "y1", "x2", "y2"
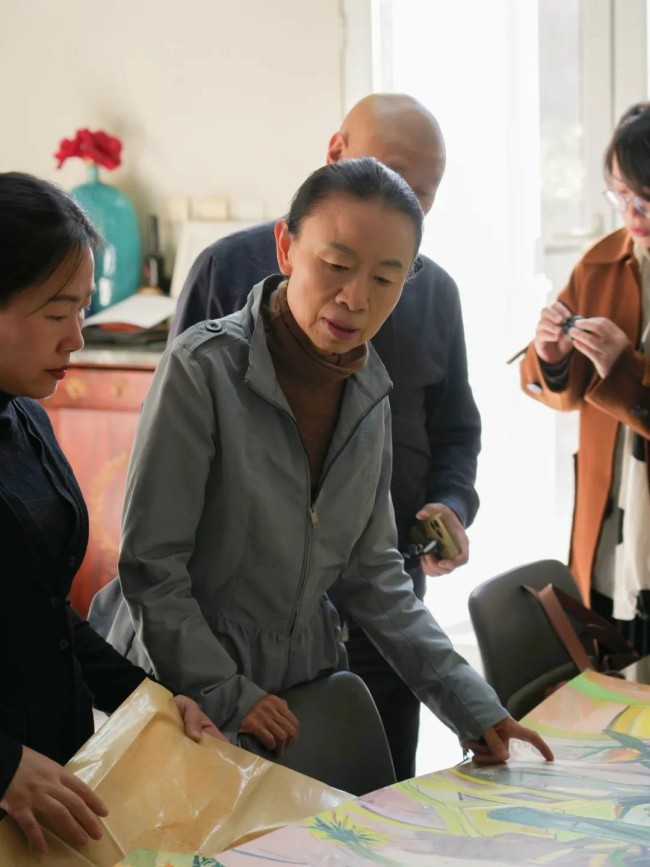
[{"x1": 562, "y1": 314, "x2": 585, "y2": 336}]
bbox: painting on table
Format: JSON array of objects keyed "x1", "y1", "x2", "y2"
[
  {"x1": 115, "y1": 852, "x2": 225, "y2": 867},
  {"x1": 213, "y1": 672, "x2": 650, "y2": 866}
]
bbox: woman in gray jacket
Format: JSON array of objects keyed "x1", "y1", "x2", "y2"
[{"x1": 118, "y1": 158, "x2": 552, "y2": 768}]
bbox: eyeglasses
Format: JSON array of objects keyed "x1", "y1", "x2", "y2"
[{"x1": 603, "y1": 188, "x2": 650, "y2": 218}]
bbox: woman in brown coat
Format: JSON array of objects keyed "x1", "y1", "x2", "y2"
[{"x1": 521, "y1": 103, "x2": 650, "y2": 653}]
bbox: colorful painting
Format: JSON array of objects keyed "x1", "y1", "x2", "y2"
[
  {"x1": 116, "y1": 851, "x2": 225, "y2": 867},
  {"x1": 211, "y1": 672, "x2": 650, "y2": 865}
]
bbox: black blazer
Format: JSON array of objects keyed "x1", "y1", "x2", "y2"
[{"x1": 0, "y1": 398, "x2": 146, "y2": 798}]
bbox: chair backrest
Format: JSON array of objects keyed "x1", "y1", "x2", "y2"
[
  {"x1": 468, "y1": 559, "x2": 590, "y2": 720},
  {"x1": 239, "y1": 671, "x2": 396, "y2": 796}
]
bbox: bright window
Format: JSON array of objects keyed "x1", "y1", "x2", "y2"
[{"x1": 368, "y1": 0, "x2": 648, "y2": 774}]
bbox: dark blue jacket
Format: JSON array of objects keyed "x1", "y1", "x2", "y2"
[
  {"x1": 0, "y1": 398, "x2": 146, "y2": 798},
  {"x1": 170, "y1": 222, "x2": 481, "y2": 551}
]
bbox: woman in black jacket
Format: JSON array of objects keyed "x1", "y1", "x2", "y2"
[{"x1": 0, "y1": 172, "x2": 223, "y2": 856}]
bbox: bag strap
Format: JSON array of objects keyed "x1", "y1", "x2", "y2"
[
  {"x1": 523, "y1": 584, "x2": 595, "y2": 672},
  {"x1": 524, "y1": 583, "x2": 640, "y2": 672},
  {"x1": 548, "y1": 586, "x2": 639, "y2": 663}
]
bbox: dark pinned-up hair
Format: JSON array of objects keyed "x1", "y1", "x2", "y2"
[
  {"x1": 0, "y1": 172, "x2": 100, "y2": 307},
  {"x1": 286, "y1": 157, "x2": 424, "y2": 257},
  {"x1": 604, "y1": 102, "x2": 650, "y2": 193}
]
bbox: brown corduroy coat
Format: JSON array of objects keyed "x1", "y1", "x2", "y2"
[{"x1": 520, "y1": 228, "x2": 650, "y2": 603}]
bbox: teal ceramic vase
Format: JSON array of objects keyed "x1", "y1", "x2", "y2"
[{"x1": 71, "y1": 164, "x2": 141, "y2": 313}]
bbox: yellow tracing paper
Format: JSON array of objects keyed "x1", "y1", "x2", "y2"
[{"x1": 0, "y1": 680, "x2": 349, "y2": 866}]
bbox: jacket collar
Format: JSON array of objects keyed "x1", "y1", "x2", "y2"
[
  {"x1": 244, "y1": 277, "x2": 392, "y2": 425},
  {"x1": 582, "y1": 228, "x2": 634, "y2": 266}
]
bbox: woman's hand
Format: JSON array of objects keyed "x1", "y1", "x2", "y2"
[
  {"x1": 174, "y1": 694, "x2": 227, "y2": 742},
  {"x1": 464, "y1": 716, "x2": 554, "y2": 766},
  {"x1": 533, "y1": 301, "x2": 574, "y2": 364},
  {"x1": 569, "y1": 316, "x2": 630, "y2": 379},
  {"x1": 0, "y1": 746, "x2": 108, "y2": 855},
  {"x1": 239, "y1": 695, "x2": 300, "y2": 755},
  {"x1": 416, "y1": 503, "x2": 469, "y2": 577}
]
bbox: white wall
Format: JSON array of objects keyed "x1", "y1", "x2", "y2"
[{"x1": 1, "y1": 0, "x2": 345, "y2": 258}]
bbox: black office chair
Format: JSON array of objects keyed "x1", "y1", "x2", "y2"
[
  {"x1": 468, "y1": 559, "x2": 592, "y2": 720},
  {"x1": 239, "y1": 671, "x2": 396, "y2": 796}
]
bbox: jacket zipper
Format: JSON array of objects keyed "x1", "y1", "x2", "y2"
[
  {"x1": 245, "y1": 380, "x2": 389, "y2": 641},
  {"x1": 286, "y1": 412, "x2": 316, "y2": 636},
  {"x1": 287, "y1": 495, "x2": 316, "y2": 636},
  {"x1": 245, "y1": 381, "x2": 316, "y2": 643},
  {"x1": 287, "y1": 390, "x2": 388, "y2": 636}
]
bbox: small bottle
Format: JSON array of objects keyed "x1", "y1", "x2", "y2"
[{"x1": 142, "y1": 214, "x2": 167, "y2": 293}]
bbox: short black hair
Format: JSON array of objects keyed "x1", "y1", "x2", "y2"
[
  {"x1": 604, "y1": 102, "x2": 650, "y2": 194},
  {"x1": 286, "y1": 157, "x2": 424, "y2": 256},
  {"x1": 0, "y1": 172, "x2": 100, "y2": 307}
]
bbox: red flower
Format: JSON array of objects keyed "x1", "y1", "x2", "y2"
[
  {"x1": 54, "y1": 136, "x2": 83, "y2": 168},
  {"x1": 54, "y1": 128, "x2": 123, "y2": 171}
]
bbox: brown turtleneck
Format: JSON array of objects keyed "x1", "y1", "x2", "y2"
[{"x1": 265, "y1": 282, "x2": 367, "y2": 489}]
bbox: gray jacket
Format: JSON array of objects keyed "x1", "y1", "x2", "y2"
[{"x1": 117, "y1": 278, "x2": 505, "y2": 739}]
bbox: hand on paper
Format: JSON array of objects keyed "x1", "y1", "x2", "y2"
[
  {"x1": 174, "y1": 694, "x2": 227, "y2": 742},
  {"x1": 568, "y1": 316, "x2": 630, "y2": 379},
  {"x1": 533, "y1": 301, "x2": 575, "y2": 364},
  {"x1": 239, "y1": 695, "x2": 300, "y2": 756},
  {"x1": 417, "y1": 503, "x2": 469, "y2": 576},
  {"x1": 464, "y1": 716, "x2": 554, "y2": 766},
  {"x1": 0, "y1": 745, "x2": 108, "y2": 855}
]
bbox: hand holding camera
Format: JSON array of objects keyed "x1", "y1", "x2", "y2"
[
  {"x1": 410, "y1": 514, "x2": 461, "y2": 560},
  {"x1": 409, "y1": 504, "x2": 469, "y2": 577},
  {"x1": 565, "y1": 315, "x2": 631, "y2": 379},
  {"x1": 535, "y1": 302, "x2": 630, "y2": 379},
  {"x1": 533, "y1": 301, "x2": 575, "y2": 364},
  {"x1": 561, "y1": 313, "x2": 586, "y2": 336}
]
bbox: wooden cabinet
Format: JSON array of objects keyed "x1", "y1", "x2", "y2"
[{"x1": 42, "y1": 348, "x2": 161, "y2": 618}]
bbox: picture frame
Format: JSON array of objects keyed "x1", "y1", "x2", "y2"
[{"x1": 170, "y1": 220, "x2": 255, "y2": 299}]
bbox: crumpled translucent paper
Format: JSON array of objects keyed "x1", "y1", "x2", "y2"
[{"x1": 0, "y1": 680, "x2": 349, "y2": 866}]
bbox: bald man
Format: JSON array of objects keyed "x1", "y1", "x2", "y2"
[{"x1": 169, "y1": 95, "x2": 481, "y2": 780}]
